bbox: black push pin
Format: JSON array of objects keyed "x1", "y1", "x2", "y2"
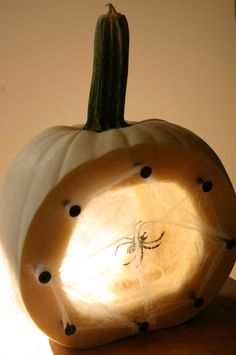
[
  {"x1": 69, "y1": 205, "x2": 81, "y2": 217},
  {"x1": 38, "y1": 271, "x2": 51, "y2": 284},
  {"x1": 196, "y1": 177, "x2": 213, "y2": 192},
  {"x1": 64, "y1": 201, "x2": 81, "y2": 217},
  {"x1": 189, "y1": 292, "x2": 204, "y2": 308},
  {"x1": 226, "y1": 239, "x2": 236, "y2": 250},
  {"x1": 138, "y1": 321, "x2": 149, "y2": 332},
  {"x1": 140, "y1": 166, "x2": 152, "y2": 179},
  {"x1": 202, "y1": 180, "x2": 213, "y2": 192},
  {"x1": 65, "y1": 323, "x2": 76, "y2": 336},
  {"x1": 221, "y1": 238, "x2": 236, "y2": 250}
]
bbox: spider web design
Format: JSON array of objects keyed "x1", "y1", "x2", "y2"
[{"x1": 55, "y1": 171, "x2": 229, "y2": 330}]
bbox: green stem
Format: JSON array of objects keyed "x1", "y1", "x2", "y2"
[{"x1": 83, "y1": 4, "x2": 129, "y2": 132}]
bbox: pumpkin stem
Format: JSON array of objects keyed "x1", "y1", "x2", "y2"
[
  {"x1": 83, "y1": 4, "x2": 129, "y2": 132},
  {"x1": 105, "y1": 3, "x2": 117, "y2": 15}
]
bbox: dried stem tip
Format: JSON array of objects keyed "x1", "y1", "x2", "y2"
[{"x1": 105, "y1": 3, "x2": 117, "y2": 15}]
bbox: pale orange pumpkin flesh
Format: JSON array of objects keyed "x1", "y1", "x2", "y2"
[
  {"x1": 20, "y1": 144, "x2": 236, "y2": 348},
  {"x1": 0, "y1": 4, "x2": 235, "y2": 350}
]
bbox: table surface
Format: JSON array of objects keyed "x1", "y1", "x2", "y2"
[{"x1": 49, "y1": 277, "x2": 236, "y2": 355}]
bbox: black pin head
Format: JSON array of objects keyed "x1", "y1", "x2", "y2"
[
  {"x1": 69, "y1": 205, "x2": 81, "y2": 217},
  {"x1": 189, "y1": 292, "x2": 204, "y2": 308},
  {"x1": 193, "y1": 298, "x2": 204, "y2": 308},
  {"x1": 226, "y1": 239, "x2": 236, "y2": 250},
  {"x1": 38, "y1": 271, "x2": 51, "y2": 284},
  {"x1": 196, "y1": 178, "x2": 213, "y2": 192},
  {"x1": 202, "y1": 181, "x2": 213, "y2": 192},
  {"x1": 139, "y1": 321, "x2": 149, "y2": 332},
  {"x1": 65, "y1": 324, "x2": 76, "y2": 336},
  {"x1": 140, "y1": 166, "x2": 152, "y2": 179}
]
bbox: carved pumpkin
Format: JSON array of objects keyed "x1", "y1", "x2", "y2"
[{"x1": 0, "y1": 4, "x2": 236, "y2": 349}]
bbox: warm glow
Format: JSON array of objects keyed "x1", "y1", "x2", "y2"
[
  {"x1": 59, "y1": 186, "x2": 139, "y2": 304},
  {"x1": 60, "y1": 225, "x2": 125, "y2": 303},
  {"x1": 59, "y1": 178, "x2": 207, "y2": 312}
]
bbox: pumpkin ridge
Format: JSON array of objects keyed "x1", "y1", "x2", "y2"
[
  {"x1": 10, "y1": 129, "x2": 85, "y2": 273},
  {"x1": 57, "y1": 130, "x2": 84, "y2": 181},
  {"x1": 126, "y1": 122, "x2": 157, "y2": 146}
]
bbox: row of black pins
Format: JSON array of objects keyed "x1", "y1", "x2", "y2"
[{"x1": 37, "y1": 165, "x2": 234, "y2": 336}]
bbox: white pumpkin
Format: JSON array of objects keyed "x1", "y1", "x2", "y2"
[{"x1": 0, "y1": 4, "x2": 235, "y2": 349}]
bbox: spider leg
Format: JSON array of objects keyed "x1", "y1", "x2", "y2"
[
  {"x1": 123, "y1": 260, "x2": 131, "y2": 266},
  {"x1": 115, "y1": 235, "x2": 133, "y2": 248},
  {"x1": 140, "y1": 247, "x2": 144, "y2": 263},
  {"x1": 143, "y1": 231, "x2": 164, "y2": 250},
  {"x1": 143, "y1": 244, "x2": 161, "y2": 250},
  {"x1": 115, "y1": 241, "x2": 133, "y2": 255},
  {"x1": 143, "y1": 231, "x2": 165, "y2": 244},
  {"x1": 122, "y1": 246, "x2": 136, "y2": 266},
  {"x1": 122, "y1": 249, "x2": 136, "y2": 266},
  {"x1": 117, "y1": 236, "x2": 133, "y2": 243}
]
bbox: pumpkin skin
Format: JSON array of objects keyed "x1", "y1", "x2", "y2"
[
  {"x1": 1, "y1": 119, "x2": 236, "y2": 348},
  {"x1": 1, "y1": 5, "x2": 236, "y2": 350}
]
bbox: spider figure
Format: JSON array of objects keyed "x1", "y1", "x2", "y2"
[{"x1": 115, "y1": 227, "x2": 165, "y2": 266}]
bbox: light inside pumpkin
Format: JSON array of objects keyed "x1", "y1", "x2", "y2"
[
  {"x1": 18, "y1": 147, "x2": 233, "y2": 349},
  {"x1": 1, "y1": 4, "x2": 235, "y2": 349},
  {"x1": 58, "y1": 177, "x2": 212, "y2": 315}
]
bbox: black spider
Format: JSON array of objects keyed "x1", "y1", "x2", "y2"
[{"x1": 115, "y1": 225, "x2": 164, "y2": 266}]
